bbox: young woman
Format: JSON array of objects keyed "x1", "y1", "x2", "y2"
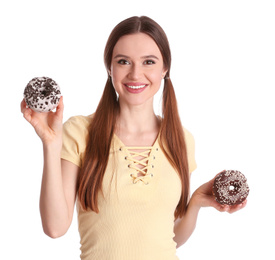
[{"x1": 21, "y1": 16, "x2": 246, "y2": 260}]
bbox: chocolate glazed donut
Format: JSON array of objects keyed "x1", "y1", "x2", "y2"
[
  {"x1": 213, "y1": 170, "x2": 249, "y2": 205},
  {"x1": 24, "y1": 77, "x2": 61, "y2": 112}
]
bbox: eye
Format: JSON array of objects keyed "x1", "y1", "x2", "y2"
[
  {"x1": 144, "y1": 60, "x2": 156, "y2": 65},
  {"x1": 117, "y1": 59, "x2": 130, "y2": 65}
]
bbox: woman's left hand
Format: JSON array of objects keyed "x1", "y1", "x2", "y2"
[{"x1": 191, "y1": 171, "x2": 247, "y2": 214}]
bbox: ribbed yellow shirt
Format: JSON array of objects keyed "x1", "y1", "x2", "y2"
[{"x1": 61, "y1": 115, "x2": 196, "y2": 260}]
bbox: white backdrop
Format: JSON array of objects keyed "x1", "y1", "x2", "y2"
[{"x1": 1, "y1": 0, "x2": 274, "y2": 259}]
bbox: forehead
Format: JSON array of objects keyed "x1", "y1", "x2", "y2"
[{"x1": 112, "y1": 33, "x2": 162, "y2": 59}]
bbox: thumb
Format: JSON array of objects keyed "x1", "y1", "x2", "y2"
[{"x1": 55, "y1": 96, "x2": 64, "y2": 119}]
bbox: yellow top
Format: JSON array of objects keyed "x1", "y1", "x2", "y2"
[{"x1": 61, "y1": 115, "x2": 197, "y2": 260}]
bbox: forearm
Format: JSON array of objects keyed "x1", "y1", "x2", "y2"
[
  {"x1": 173, "y1": 197, "x2": 200, "y2": 248},
  {"x1": 174, "y1": 174, "x2": 247, "y2": 248},
  {"x1": 40, "y1": 143, "x2": 69, "y2": 238}
]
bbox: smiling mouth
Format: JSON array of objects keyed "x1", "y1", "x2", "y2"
[{"x1": 125, "y1": 84, "x2": 147, "y2": 89}]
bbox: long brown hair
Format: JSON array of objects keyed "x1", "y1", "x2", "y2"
[{"x1": 78, "y1": 16, "x2": 189, "y2": 219}]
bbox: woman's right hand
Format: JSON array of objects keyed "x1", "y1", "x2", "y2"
[{"x1": 21, "y1": 96, "x2": 64, "y2": 145}]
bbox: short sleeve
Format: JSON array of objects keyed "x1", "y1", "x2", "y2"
[
  {"x1": 61, "y1": 115, "x2": 90, "y2": 167},
  {"x1": 183, "y1": 128, "x2": 197, "y2": 174}
]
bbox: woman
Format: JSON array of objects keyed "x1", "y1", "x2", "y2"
[{"x1": 21, "y1": 16, "x2": 246, "y2": 260}]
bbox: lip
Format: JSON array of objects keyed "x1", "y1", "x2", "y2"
[{"x1": 123, "y1": 82, "x2": 148, "y2": 94}]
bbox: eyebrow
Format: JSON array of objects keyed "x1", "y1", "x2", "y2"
[{"x1": 113, "y1": 54, "x2": 159, "y2": 60}]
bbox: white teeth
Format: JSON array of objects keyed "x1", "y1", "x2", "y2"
[{"x1": 126, "y1": 85, "x2": 146, "y2": 89}]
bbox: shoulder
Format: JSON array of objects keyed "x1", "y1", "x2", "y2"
[
  {"x1": 62, "y1": 114, "x2": 95, "y2": 149},
  {"x1": 182, "y1": 127, "x2": 195, "y2": 146},
  {"x1": 63, "y1": 114, "x2": 94, "y2": 129},
  {"x1": 63, "y1": 114, "x2": 95, "y2": 137},
  {"x1": 61, "y1": 114, "x2": 94, "y2": 167},
  {"x1": 182, "y1": 126, "x2": 197, "y2": 173}
]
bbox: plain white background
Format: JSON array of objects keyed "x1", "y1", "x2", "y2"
[{"x1": 1, "y1": 0, "x2": 274, "y2": 259}]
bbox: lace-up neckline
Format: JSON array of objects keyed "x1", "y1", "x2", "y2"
[
  {"x1": 125, "y1": 147, "x2": 154, "y2": 184},
  {"x1": 115, "y1": 134, "x2": 159, "y2": 185}
]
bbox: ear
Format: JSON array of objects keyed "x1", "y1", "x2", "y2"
[{"x1": 162, "y1": 69, "x2": 168, "y2": 79}]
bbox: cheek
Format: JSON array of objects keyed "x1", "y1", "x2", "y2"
[
  {"x1": 110, "y1": 67, "x2": 123, "y2": 89},
  {"x1": 149, "y1": 70, "x2": 164, "y2": 85}
]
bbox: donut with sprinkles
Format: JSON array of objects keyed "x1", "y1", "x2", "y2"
[
  {"x1": 24, "y1": 77, "x2": 61, "y2": 112},
  {"x1": 213, "y1": 170, "x2": 249, "y2": 205}
]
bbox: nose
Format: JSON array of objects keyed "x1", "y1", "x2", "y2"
[{"x1": 128, "y1": 64, "x2": 142, "y2": 80}]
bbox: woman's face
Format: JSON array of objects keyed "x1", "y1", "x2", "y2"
[{"x1": 110, "y1": 33, "x2": 167, "y2": 107}]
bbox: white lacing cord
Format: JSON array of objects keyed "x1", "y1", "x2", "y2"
[{"x1": 125, "y1": 148, "x2": 153, "y2": 184}]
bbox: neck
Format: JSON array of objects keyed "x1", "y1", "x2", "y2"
[{"x1": 116, "y1": 100, "x2": 159, "y2": 135}]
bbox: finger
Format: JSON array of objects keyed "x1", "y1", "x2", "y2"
[
  {"x1": 23, "y1": 108, "x2": 33, "y2": 123},
  {"x1": 242, "y1": 199, "x2": 248, "y2": 207},
  {"x1": 219, "y1": 200, "x2": 247, "y2": 214},
  {"x1": 21, "y1": 99, "x2": 32, "y2": 114},
  {"x1": 205, "y1": 195, "x2": 228, "y2": 212},
  {"x1": 20, "y1": 99, "x2": 28, "y2": 113},
  {"x1": 21, "y1": 99, "x2": 33, "y2": 122},
  {"x1": 217, "y1": 203, "x2": 231, "y2": 212},
  {"x1": 227, "y1": 200, "x2": 247, "y2": 214},
  {"x1": 212, "y1": 202, "x2": 229, "y2": 212},
  {"x1": 213, "y1": 170, "x2": 226, "y2": 180},
  {"x1": 208, "y1": 194, "x2": 238, "y2": 213},
  {"x1": 55, "y1": 96, "x2": 64, "y2": 118}
]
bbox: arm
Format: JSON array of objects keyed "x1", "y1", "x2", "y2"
[
  {"x1": 173, "y1": 196, "x2": 200, "y2": 247},
  {"x1": 173, "y1": 175, "x2": 247, "y2": 248},
  {"x1": 21, "y1": 97, "x2": 78, "y2": 238},
  {"x1": 40, "y1": 150, "x2": 79, "y2": 238}
]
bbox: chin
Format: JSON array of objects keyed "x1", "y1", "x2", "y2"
[{"x1": 119, "y1": 96, "x2": 154, "y2": 107}]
